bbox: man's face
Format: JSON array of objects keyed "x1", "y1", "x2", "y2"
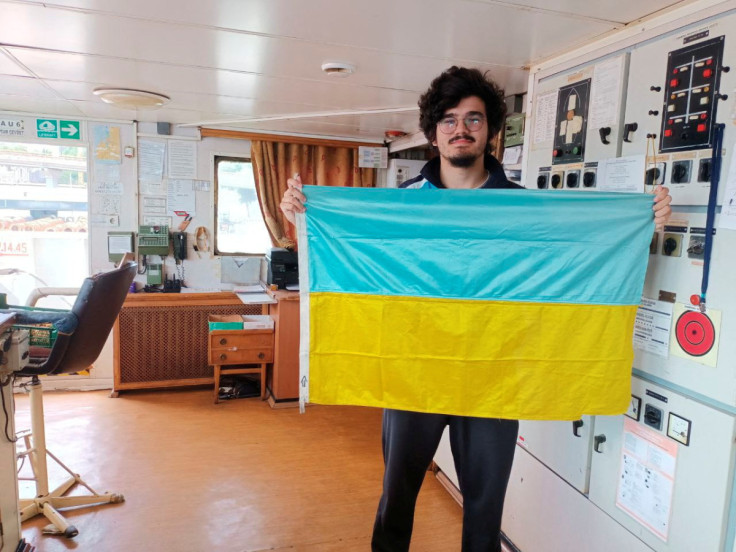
[{"x1": 432, "y1": 96, "x2": 489, "y2": 168}]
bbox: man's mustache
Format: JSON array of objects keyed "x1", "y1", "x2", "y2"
[{"x1": 449, "y1": 135, "x2": 475, "y2": 144}]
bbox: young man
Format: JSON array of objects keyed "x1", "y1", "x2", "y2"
[{"x1": 280, "y1": 67, "x2": 672, "y2": 552}]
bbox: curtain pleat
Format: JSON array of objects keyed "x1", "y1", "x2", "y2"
[{"x1": 251, "y1": 141, "x2": 375, "y2": 249}]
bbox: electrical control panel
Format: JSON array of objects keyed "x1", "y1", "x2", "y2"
[
  {"x1": 527, "y1": 53, "x2": 629, "y2": 191},
  {"x1": 137, "y1": 225, "x2": 169, "y2": 256},
  {"x1": 504, "y1": 113, "x2": 525, "y2": 148},
  {"x1": 622, "y1": 16, "x2": 736, "y2": 205}
]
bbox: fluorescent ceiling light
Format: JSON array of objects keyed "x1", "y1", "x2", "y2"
[{"x1": 93, "y1": 88, "x2": 170, "y2": 110}]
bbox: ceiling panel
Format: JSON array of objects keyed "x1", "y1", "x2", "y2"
[
  {"x1": 0, "y1": 50, "x2": 31, "y2": 77},
  {"x1": 0, "y1": 75, "x2": 59, "y2": 99},
  {"x1": 7, "y1": 50, "x2": 424, "y2": 110},
  {"x1": 0, "y1": 2, "x2": 611, "y2": 77},
  {"x1": 0, "y1": 96, "x2": 84, "y2": 117},
  {"x1": 0, "y1": 0, "x2": 691, "y2": 140},
  {"x1": 19, "y1": 0, "x2": 681, "y2": 59},
  {"x1": 477, "y1": 0, "x2": 688, "y2": 24}
]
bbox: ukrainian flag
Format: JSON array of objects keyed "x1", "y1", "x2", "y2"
[{"x1": 296, "y1": 186, "x2": 654, "y2": 420}]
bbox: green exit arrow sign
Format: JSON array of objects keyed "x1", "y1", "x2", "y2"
[{"x1": 59, "y1": 120, "x2": 80, "y2": 140}]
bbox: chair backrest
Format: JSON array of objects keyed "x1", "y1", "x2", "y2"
[{"x1": 22, "y1": 261, "x2": 136, "y2": 376}]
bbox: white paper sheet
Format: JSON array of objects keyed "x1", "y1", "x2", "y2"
[
  {"x1": 598, "y1": 155, "x2": 645, "y2": 193},
  {"x1": 167, "y1": 140, "x2": 197, "y2": 179},
  {"x1": 633, "y1": 297, "x2": 673, "y2": 358},
  {"x1": 142, "y1": 196, "x2": 167, "y2": 215},
  {"x1": 139, "y1": 139, "x2": 166, "y2": 180},
  {"x1": 616, "y1": 418, "x2": 677, "y2": 542},
  {"x1": 502, "y1": 146, "x2": 522, "y2": 165},
  {"x1": 140, "y1": 180, "x2": 165, "y2": 196},
  {"x1": 719, "y1": 150, "x2": 736, "y2": 230},
  {"x1": 533, "y1": 91, "x2": 558, "y2": 144},
  {"x1": 589, "y1": 56, "x2": 623, "y2": 130},
  {"x1": 167, "y1": 179, "x2": 196, "y2": 216}
]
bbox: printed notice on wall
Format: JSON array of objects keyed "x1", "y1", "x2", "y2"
[
  {"x1": 588, "y1": 56, "x2": 623, "y2": 130},
  {"x1": 167, "y1": 140, "x2": 197, "y2": 179},
  {"x1": 139, "y1": 139, "x2": 166, "y2": 180},
  {"x1": 718, "y1": 148, "x2": 736, "y2": 230},
  {"x1": 597, "y1": 155, "x2": 645, "y2": 193},
  {"x1": 633, "y1": 297, "x2": 673, "y2": 358},
  {"x1": 167, "y1": 179, "x2": 196, "y2": 216},
  {"x1": 358, "y1": 146, "x2": 388, "y2": 169},
  {"x1": 616, "y1": 418, "x2": 677, "y2": 542},
  {"x1": 533, "y1": 91, "x2": 558, "y2": 145}
]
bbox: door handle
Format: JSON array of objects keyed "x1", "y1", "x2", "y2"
[
  {"x1": 594, "y1": 434, "x2": 607, "y2": 453},
  {"x1": 572, "y1": 419, "x2": 584, "y2": 437},
  {"x1": 623, "y1": 123, "x2": 638, "y2": 143}
]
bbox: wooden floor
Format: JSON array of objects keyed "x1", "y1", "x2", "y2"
[{"x1": 12, "y1": 389, "x2": 464, "y2": 551}]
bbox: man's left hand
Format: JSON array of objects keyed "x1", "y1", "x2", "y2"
[{"x1": 653, "y1": 185, "x2": 672, "y2": 230}]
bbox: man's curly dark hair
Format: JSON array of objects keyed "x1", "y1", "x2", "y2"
[{"x1": 418, "y1": 66, "x2": 507, "y2": 151}]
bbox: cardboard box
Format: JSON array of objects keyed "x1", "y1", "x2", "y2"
[
  {"x1": 208, "y1": 314, "x2": 244, "y2": 331},
  {"x1": 241, "y1": 315, "x2": 274, "y2": 330}
]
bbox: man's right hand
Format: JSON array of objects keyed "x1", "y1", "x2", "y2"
[{"x1": 280, "y1": 173, "x2": 307, "y2": 226}]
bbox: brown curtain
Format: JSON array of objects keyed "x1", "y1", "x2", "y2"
[{"x1": 251, "y1": 141, "x2": 375, "y2": 249}]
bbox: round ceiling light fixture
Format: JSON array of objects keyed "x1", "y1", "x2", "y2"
[
  {"x1": 93, "y1": 88, "x2": 171, "y2": 110},
  {"x1": 321, "y1": 62, "x2": 355, "y2": 78}
]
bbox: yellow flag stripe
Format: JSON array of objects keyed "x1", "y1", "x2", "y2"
[{"x1": 308, "y1": 292, "x2": 636, "y2": 419}]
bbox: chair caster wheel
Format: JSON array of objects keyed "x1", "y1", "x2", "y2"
[
  {"x1": 64, "y1": 525, "x2": 79, "y2": 538},
  {"x1": 110, "y1": 493, "x2": 125, "y2": 503}
]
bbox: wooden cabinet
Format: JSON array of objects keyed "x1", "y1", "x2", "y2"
[
  {"x1": 208, "y1": 328, "x2": 274, "y2": 403},
  {"x1": 113, "y1": 290, "x2": 301, "y2": 403},
  {"x1": 112, "y1": 292, "x2": 267, "y2": 395},
  {"x1": 267, "y1": 290, "x2": 300, "y2": 402}
]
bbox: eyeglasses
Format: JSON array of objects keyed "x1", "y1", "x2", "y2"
[{"x1": 437, "y1": 115, "x2": 485, "y2": 134}]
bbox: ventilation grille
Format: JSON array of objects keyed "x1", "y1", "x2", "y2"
[{"x1": 118, "y1": 304, "x2": 263, "y2": 384}]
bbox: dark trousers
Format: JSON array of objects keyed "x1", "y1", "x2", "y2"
[{"x1": 371, "y1": 409, "x2": 518, "y2": 552}]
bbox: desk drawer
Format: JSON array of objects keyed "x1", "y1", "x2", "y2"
[
  {"x1": 208, "y1": 330, "x2": 274, "y2": 365},
  {"x1": 210, "y1": 332, "x2": 273, "y2": 349},
  {"x1": 210, "y1": 347, "x2": 273, "y2": 364}
]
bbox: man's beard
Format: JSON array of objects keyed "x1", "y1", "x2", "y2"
[{"x1": 448, "y1": 152, "x2": 481, "y2": 168}]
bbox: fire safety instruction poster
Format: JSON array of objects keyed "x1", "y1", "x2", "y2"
[{"x1": 616, "y1": 418, "x2": 677, "y2": 542}]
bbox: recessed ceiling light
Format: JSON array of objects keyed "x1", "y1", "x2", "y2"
[
  {"x1": 93, "y1": 88, "x2": 170, "y2": 110},
  {"x1": 321, "y1": 62, "x2": 355, "y2": 78}
]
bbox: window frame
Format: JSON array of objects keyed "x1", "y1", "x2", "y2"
[{"x1": 213, "y1": 155, "x2": 269, "y2": 256}]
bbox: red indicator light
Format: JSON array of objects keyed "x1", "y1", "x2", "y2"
[
  {"x1": 670, "y1": 78, "x2": 679, "y2": 87},
  {"x1": 673, "y1": 68, "x2": 679, "y2": 74},
  {"x1": 697, "y1": 123, "x2": 706, "y2": 132},
  {"x1": 706, "y1": 59, "x2": 713, "y2": 65},
  {"x1": 668, "y1": 119, "x2": 674, "y2": 125},
  {"x1": 701, "y1": 113, "x2": 708, "y2": 120},
  {"x1": 664, "y1": 129, "x2": 673, "y2": 137},
  {"x1": 704, "y1": 69, "x2": 713, "y2": 78}
]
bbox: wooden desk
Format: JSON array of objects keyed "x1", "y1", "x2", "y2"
[
  {"x1": 112, "y1": 292, "x2": 268, "y2": 395},
  {"x1": 266, "y1": 289, "x2": 300, "y2": 402},
  {"x1": 0, "y1": 313, "x2": 21, "y2": 550}
]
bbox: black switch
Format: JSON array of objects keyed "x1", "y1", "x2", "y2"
[
  {"x1": 698, "y1": 159, "x2": 712, "y2": 182},
  {"x1": 644, "y1": 404, "x2": 663, "y2": 430},
  {"x1": 663, "y1": 237, "x2": 678, "y2": 256},
  {"x1": 583, "y1": 171, "x2": 596, "y2": 188}
]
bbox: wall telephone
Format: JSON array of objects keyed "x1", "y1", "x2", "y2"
[{"x1": 172, "y1": 232, "x2": 187, "y2": 261}]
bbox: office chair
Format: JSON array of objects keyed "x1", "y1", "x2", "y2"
[{"x1": 2, "y1": 259, "x2": 136, "y2": 538}]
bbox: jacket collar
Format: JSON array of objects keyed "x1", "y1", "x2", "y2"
[{"x1": 419, "y1": 154, "x2": 508, "y2": 189}]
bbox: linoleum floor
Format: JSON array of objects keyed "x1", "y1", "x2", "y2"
[{"x1": 13, "y1": 389, "x2": 463, "y2": 551}]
